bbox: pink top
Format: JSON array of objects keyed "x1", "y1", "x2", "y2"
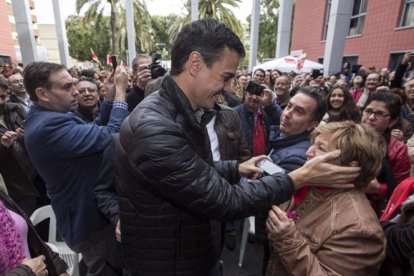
[{"x1": 7, "y1": 209, "x2": 31, "y2": 258}]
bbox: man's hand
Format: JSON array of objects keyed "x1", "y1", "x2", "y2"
[
  {"x1": 364, "y1": 178, "x2": 381, "y2": 194},
  {"x1": 136, "y1": 64, "x2": 152, "y2": 90},
  {"x1": 259, "y1": 85, "x2": 273, "y2": 107},
  {"x1": 239, "y1": 155, "x2": 267, "y2": 179},
  {"x1": 288, "y1": 150, "x2": 360, "y2": 189},
  {"x1": 115, "y1": 219, "x2": 121, "y2": 242},
  {"x1": 21, "y1": 255, "x2": 48, "y2": 276},
  {"x1": 1, "y1": 129, "x2": 23, "y2": 148},
  {"x1": 114, "y1": 66, "x2": 128, "y2": 101},
  {"x1": 104, "y1": 69, "x2": 116, "y2": 102},
  {"x1": 391, "y1": 129, "x2": 404, "y2": 141},
  {"x1": 402, "y1": 52, "x2": 414, "y2": 65}
]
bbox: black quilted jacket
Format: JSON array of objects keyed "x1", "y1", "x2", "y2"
[{"x1": 115, "y1": 74, "x2": 295, "y2": 275}]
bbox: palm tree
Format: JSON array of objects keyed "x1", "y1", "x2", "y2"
[
  {"x1": 168, "y1": 0, "x2": 244, "y2": 43},
  {"x1": 76, "y1": 0, "x2": 152, "y2": 56},
  {"x1": 117, "y1": 1, "x2": 153, "y2": 56}
]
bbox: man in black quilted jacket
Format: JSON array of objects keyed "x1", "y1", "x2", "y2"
[{"x1": 115, "y1": 19, "x2": 360, "y2": 275}]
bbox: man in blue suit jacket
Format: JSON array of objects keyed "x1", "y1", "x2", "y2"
[{"x1": 23, "y1": 62, "x2": 129, "y2": 276}]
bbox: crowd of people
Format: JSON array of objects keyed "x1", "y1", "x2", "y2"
[{"x1": 0, "y1": 18, "x2": 414, "y2": 275}]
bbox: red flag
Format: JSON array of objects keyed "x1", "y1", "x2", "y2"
[
  {"x1": 90, "y1": 48, "x2": 99, "y2": 63},
  {"x1": 296, "y1": 53, "x2": 307, "y2": 71}
]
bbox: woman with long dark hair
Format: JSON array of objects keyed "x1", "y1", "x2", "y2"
[{"x1": 322, "y1": 84, "x2": 361, "y2": 123}]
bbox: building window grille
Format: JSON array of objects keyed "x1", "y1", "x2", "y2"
[
  {"x1": 323, "y1": 0, "x2": 332, "y2": 40},
  {"x1": 348, "y1": 0, "x2": 368, "y2": 36}
]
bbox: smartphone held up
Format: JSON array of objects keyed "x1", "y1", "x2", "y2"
[{"x1": 246, "y1": 80, "x2": 264, "y2": 96}]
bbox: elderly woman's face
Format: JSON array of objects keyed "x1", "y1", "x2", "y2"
[
  {"x1": 361, "y1": 100, "x2": 391, "y2": 134},
  {"x1": 306, "y1": 133, "x2": 338, "y2": 162}
]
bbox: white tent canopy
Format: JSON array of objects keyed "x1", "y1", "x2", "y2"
[{"x1": 253, "y1": 55, "x2": 323, "y2": 74}]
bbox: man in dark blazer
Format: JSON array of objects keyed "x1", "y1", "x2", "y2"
[{"x1": 23, "y1": 62, "x2": 129, "y2": 276}]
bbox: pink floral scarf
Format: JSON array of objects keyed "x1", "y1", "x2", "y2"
[{"x1": 0, "y1": 199, "x2": 24, "y2": 274}]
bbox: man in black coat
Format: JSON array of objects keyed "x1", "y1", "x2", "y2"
[{"x1": 115, "y1": 19, "x2": 360, "y2": 275}]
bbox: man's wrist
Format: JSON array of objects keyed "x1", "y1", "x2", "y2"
[{"x1": 288, "y1": 169, "x2": 305, "y2": 190}]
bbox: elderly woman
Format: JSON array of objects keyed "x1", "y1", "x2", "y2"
[
  {"x1": 266, "y1": 121, "x2": 386, "y2": 275},
  {"x1": 0, "y1": 189, "x2": 68, "y2": 275},
  {"x1": 73, "y1": 77, "x2": 100, "y2": 123}
]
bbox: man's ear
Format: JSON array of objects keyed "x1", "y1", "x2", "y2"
[
  {"x1": 307, "y1": 121, "x2": 319, "y2": 132},
  {"x1": 187, "y1": 51, "x2": 203, "y2": 77},
  {"x1": 35, "y1": 87, "x2": 49, "y2": 103}
]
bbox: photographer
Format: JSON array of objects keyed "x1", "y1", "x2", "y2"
[
  {"x1": 143, "y1": 55, "x2": 167, "y2": 98},
  {"x1": 126, "y1": 54, "x2": 167, "y2": 111},
  {"x1": 126, "y1": 54, "x2": 151, "y2": 111}
]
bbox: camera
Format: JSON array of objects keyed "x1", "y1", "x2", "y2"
[
  {"x1": 311, "y1": 69, "x2": 323, "y2": 79},
  {"x1": 148, "y1": 55, "x2": 167, "y2": 79},
  {"x1": 246, "y1": 80, "x2": 264, "y2": 96}
]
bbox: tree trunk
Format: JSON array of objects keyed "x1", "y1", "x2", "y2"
[{"x1": 110, "y1": 0, "x2": 118, "y2": 54}]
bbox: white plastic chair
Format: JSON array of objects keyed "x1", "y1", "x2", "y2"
[
  {"x1": 30, "y1": 205, "x2": 80, "y2": 276},
  {"x1": 238, "y1": 216, "x2": 255, "y2": 267}
]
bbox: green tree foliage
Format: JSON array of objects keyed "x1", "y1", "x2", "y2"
[
  {"x1": 117, "y1": 0, "x2": 154, "y2": 60},
  {"x1": 66, "y1": 15, "x2": 111, "y2": 62},
  {"x1": 150, "y1": 15, "x2": 179, "y2": 59},
  {"x1": 76, "y1": 0, "x2": 152, "y2": 56},
  {"x1": 259, "y1": 0, "x2": 279, "y2": 60},
  {"x1": 248, "y1": 0, "x2": 279, "y2": 62},
  {"x1": 167, "y1": 0, "x2": 244, "y2": 43}
]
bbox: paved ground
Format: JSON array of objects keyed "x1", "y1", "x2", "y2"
[
  {"x1": 220, "y1": 222, "x2": 264, "y2": 276},
  {"x1": 78, "y1": 223, "x2": 264, "y2": 276}
]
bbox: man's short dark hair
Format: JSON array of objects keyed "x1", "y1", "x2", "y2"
[
  {"x1": 170, "y1": 19, "x2": 245, "y2": 76},
  {"x1": 76, "y1": 76, "x2": 99, "y2": 90},
  {"x1": 80, "y1": 69, "x2": 97, "y2": 78},
  {"x1": 253, "y1": 68, "x2": 266, "y2": 76},
  {"x1": 296, "y1": 86, "x2": 326, "y2": 122},
  {"x1": 23, "y1": 62, "x2": 66, "y2": 102},
  {"x1": 132, "y1": 54, "x2": 151, "y2": 67}
]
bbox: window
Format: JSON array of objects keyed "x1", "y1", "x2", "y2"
[
  {"x1": 389, "y1": 52, "x2": 406, "y2": 71},
  {"x1": 323, "y1": 0, "x2": 332, "y2": 40},
  {"x1": 342, "y1": 56, "x2": 359, "y2": 68},
  {"x1": 401, "y1": 0, "x2": 414, "y2": 27},
  {"x1": 348, "y1": 0, "x2": 368, "y2": 36}
]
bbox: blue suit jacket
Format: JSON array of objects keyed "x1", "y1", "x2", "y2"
[{"x1": 24, "y1": 102, "x2": 129, "y2": 245}]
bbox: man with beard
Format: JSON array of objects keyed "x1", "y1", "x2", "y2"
[
  {"x1": 234, "y1": 81, "x2": 282, "y2": 157},
  {"x1": 24, "y1": 62, "x2": 129, "y2": 275}
]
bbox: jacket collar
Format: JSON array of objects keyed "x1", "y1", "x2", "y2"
[{"x1": 159, "y1": 74, "x2": 215, "y2": 129}]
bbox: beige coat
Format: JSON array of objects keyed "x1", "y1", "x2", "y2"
[{"x1": 267, "y1": 189, "x2": 386, "y2": 276}]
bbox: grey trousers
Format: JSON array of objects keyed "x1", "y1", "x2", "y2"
[{"x1": 69, "y1": 224, "x2": 124, "y2": 276}]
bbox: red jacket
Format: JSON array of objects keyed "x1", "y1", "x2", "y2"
[
  {"x1": 350, "y1": 87, "x2": 364, "y2": 103},
  {"x1": 378, "y1": 136, "x2": 411, "y2": 198}
]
